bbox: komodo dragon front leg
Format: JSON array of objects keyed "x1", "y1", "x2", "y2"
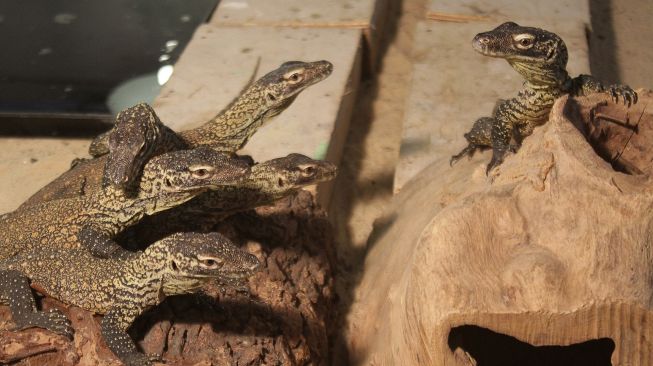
[
  {"x1": 0, "y1": 270, "x2": 73, "y2": 338},
  {"x1": 572, "y1": 74, "x2": 638, "y2": 107},
  {"x1": 102, "y1": 305, "x2": 160, "y2": 366},
  {"x1": 450, "y1": 100, "x2": 519, "y2": 166},
  {"x1": 78, "y1": 225, "x2": 138, "y2": 259}
]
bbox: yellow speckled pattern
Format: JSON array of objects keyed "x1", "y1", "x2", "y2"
[
  {"x1": 0, "y1": 232, "x2": 260, "y2": 366},
  {"x1": 0, "y1": 148, "x2": 250, "y2": 260},
  {"x1": 122, "y1": 153, "x2": 338, "y2": 245},
  {"x1": 23, "y1": 61, "x2": 333, "y2": 208}
]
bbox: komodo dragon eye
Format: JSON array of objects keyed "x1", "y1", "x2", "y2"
[
  {"x1": 198, "y1": 257, "x2": 223, "y2": 269},
  {"x1": 189, "y1": 166, "x2": 215, "y2": 179},
  {"x1": 284, "y1": 70, "x2": 304, "y2": 83},
  {"x1": 514, "y1": 34, "x2": 535, "y2": 49}
]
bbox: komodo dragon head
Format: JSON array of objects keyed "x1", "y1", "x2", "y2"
[
  {"x1": 147, "y1": 232, "x2": 260, "y2": 295},
  {"x1": 472, "y1": 22, "x2": 568, "y2": 85},
  {"x1": 101, "y1": 103, "x2": 164, "y2": 189},
  {"x1": 251, "y1": 153, "x2": 338, "y2": 193},
  {"x1": 253, "y1": 60, "x2": 334, "y2": 118},
  {"x1": 133, "y1": 147, "x2": 250, "y2": 214}
]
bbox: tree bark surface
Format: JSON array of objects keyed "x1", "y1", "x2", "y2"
[{"x1": 1, "y1": 190, "x2": 335, "y2": 366}]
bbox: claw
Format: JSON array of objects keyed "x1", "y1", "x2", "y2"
[
  {"x1": 450, "y1": 154, "x2": 463, "y2": 167},
  {"x1": 486, "y1": 149, "x2": 508, "y2": 176},
  {"x1": 608, "y1": 84, "x2": 638, "y2": 108},
  {"x1": 147, "y1": 353, "x2": 163, "y2": 362},
  {"x1": 485, "y1": 162, "x2": 496, "y2": 176},
  {"x1": 450, "y1": 144, "x2": 477, "y2": 167},
  {"x1": 486, "y1": 159, "x2": 498, "y2": 175}
]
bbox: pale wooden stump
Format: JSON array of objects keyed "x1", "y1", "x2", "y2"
[{"x1": 347, "y1": 91, "x2": 653, "y2": 366}]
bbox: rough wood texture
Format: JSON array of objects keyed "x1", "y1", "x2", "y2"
[
  {"x1": 0, "y1": 191, "x2": 335, "y2": 366},
  {"x1": 347, "y1": 91, "x2": 653, "y2": 366}
]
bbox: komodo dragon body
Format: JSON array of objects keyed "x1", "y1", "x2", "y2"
[
  {"x1": 121, "y1": 153, "x2": 338, "y2": 245},
  {"x1": 90, "y1": 60, "x2": 334, "y2": 156},
  {"x1": 0, "y1": 232, "x2": 260, "y2": 366},
  {"x1": 21, "y1": 61, "x2": 333, "y2": 207},
  {"x1": 0, "y1": 147, "x2": 250, "y2": 259},
  {"x1": 450, "y1": 22, "x2": 638, "y2": 173}
]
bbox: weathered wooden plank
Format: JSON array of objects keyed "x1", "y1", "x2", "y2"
[
  {"x1": 0, "y1": 138, "x2": 89, "y2": 213},
  {"x1": 427, "y1": 0, "x2": 590, "y2": 23},
  {"x1": 210, "y1": 0, "x2": 389, "y2": 70}
]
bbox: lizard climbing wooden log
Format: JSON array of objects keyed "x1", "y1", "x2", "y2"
[{"x1": 450, "y1": 22, "x2": 637, "y2": 173}]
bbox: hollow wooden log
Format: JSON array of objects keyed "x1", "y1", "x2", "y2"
[{"x1": 347, "y1": 90, "x2": 653, "y2": 366}]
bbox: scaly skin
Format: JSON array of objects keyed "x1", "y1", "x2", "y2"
[
  {"x1": 0, "y1": 147, "x2": 250, "y2": 259},
  {"x1": 100, "y1": 103, "x2": 182, "y2": 190},
  {"x1": 0, "y1": 232, "x2": 260, "y2": 366},
  {"x1": 21, "y1": 104, "x2": 188, "y2": 209},
  {"x1": 176, "y1": 60, "x2": 333, "y2": 150},
  {"x1": 450, "y1": 22, "x2": 638, "y2": 173},
  {"x1": 20, "y1": 60, "x2": 333, "y2": 207},
  {"x1": 120, "y1": 153, "x2": 338, "y2": 245}
]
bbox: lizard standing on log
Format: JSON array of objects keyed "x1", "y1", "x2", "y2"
[
  {"x1": 0, "y1": 147, "x2": 250, "y2": 259},
  {"x1": 0, "y1": 232, "x2": 260, "y2": 366},
  {"x1": 450, "y1": 22, "x2": 638, "y2": 173}
]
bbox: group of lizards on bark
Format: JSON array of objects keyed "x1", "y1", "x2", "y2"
[
  {"x1": 0, "y1": 21, "x2": 642, "y2": 366},
  {"x1": 0, "y1": 60, "x2": 335, "y2": 365}
]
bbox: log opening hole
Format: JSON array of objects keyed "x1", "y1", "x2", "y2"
[{"x1": 448, "y1": 325, "x2": 615, "y2": 366}]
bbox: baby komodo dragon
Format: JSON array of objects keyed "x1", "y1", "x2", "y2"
[
  {"x1": 0, "y1": 232, "x2": 260, "y2": 366},
  {"x1": 450, "y1": 22, "x2": 638, "y2": 173},
  {"x1": 22, "y1": 60, "x2": 333, "y2": 207},
  {"x1": 121, "y1": 153, "x2": 338, "y2": 244},
  {"x1": 0, "y1": 147, "x2": 250, "y2": 259}
]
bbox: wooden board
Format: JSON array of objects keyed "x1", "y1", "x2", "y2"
[
  {"x1": 427, "y1": 0, "x2": 590, "y2": 23},
  {"x1": 210, "y1": 0, "x2": 390, "y2": 70},
  {"x1": 393, "y1": 20, "x2": 590, "y2": 192},
  {"x1": 0, "y1": 138, "x2": 89, "y2": 214}
]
